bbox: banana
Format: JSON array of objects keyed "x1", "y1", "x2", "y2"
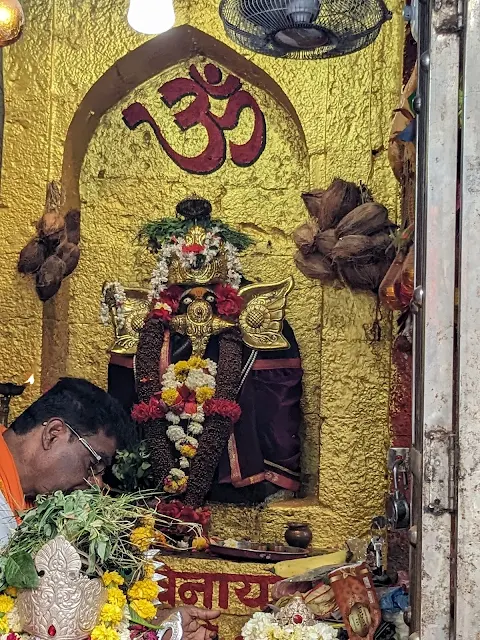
[{"x1": 274, "y1": 549, "x2": 347, "y2": 578}]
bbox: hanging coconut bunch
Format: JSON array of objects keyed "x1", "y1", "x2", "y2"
[
  {"x1": 294, "y1": 178, "x2": 397, "y2": 294},
  {"x1": 18, "y1": 182, "x2": 81, "y2": 301}
]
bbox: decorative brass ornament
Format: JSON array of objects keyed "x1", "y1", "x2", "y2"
[
  {"x1": 103, "y1": 284, "x2": 149, "y2": 356},
  {"x1": 104, "y1": 277, "x2": 293, "y2": 358},
  {"x1": 171, "y1": 294, "x2": 235, "y2": 357},
  {"x1": 16, "y1": 536, "x2": 107, "y2": 640},
  {"x1": 168, "y1": 226, "x2": 230, "y2": 286},
  {"x1": 239, "y1": 278, "x2": 293, "y2": 351},
  {"x1": 0, "y1": 0, "x2": 24, "y2": 47}
]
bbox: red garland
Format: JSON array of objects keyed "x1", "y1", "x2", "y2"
[
  {"x1": 131, "y1": 395, "x2": 167, "y2": 423},
  {"x1": 203, "y1": 398, "x2": 242, "y2": 424},
  {"x1": 214, "y1": 284, "x2": 244, "y2": 318},
  {"x1": 148, "y1": 285, "x2": 184, "y2": 321}
]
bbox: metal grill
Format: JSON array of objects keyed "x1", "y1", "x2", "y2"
[{"x1": 219, "y1": 0, "x2": 391, "y2": 59}]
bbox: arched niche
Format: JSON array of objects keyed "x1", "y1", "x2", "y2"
[{"x1": 41, "y1": 25, "x2": 309, "y2": 390}]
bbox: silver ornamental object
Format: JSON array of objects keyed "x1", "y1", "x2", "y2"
[
  {"x1": 274, "y1": 596, "x2": 316, "y2": 627},
  {"x1": 16, "y1": 535, "x2": 107, "y2": 640}
]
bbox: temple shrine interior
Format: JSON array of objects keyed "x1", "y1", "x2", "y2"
[{"x1": 0, "y1": 0, "x2": 417, "y2": 638}]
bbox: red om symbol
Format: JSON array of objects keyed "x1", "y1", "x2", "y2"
[{"x1": 122, "y1": 63, "x2": 266, "y2": 175}]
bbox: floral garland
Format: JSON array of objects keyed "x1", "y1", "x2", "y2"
[
  {"x1": 161, "y1": 356, "x2": 216, "y2": 493},
  {"x1": 242, "y1": 612, "x2": 337, "y2": 640},
  {"x1": 132, "y1": 354, "x2": 242, "y2": 497},
  {"x1": 0, "y1": 520, "x2": 161, "y2": 640},
  {"x1": 100, "y1": 282, "x2": 127, "y2": 329},
  {"x1": 149, "y1": 228, "x2": 243, "y2": 301}
]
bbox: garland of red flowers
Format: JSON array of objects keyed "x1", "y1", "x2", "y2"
[{"x1": 203, "y1": 398, "x2": 242, "y2": 424}]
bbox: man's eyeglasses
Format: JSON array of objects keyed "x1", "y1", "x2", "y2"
[{"x1": 64, "y1": 422, "x2": 106, "y2": 475}]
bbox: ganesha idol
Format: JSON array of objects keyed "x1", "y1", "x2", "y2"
[{"x1": 101, "y1": 197, "x2": 303, "y2": 508}]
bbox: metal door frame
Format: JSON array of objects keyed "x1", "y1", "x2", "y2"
[
  {"x1": 455, "y1": 0, "x2": 480, "y2": 635},
  {"x1": 411, "y1": 0, "x2": 460, "y2": 637}
]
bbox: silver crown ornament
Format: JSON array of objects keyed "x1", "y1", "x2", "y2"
[{"x1": 16, "y1": 536, "x2": 107, "y2": 640}]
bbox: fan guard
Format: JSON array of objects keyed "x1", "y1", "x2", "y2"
[{"x1": 219, "y1": 0, "x2": 392, "y2": 59}]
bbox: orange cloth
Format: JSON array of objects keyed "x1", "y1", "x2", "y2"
[{"x1": 0, "y1": 425, "x2": 26, "y2": 521}]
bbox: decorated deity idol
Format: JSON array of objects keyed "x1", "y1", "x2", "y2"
[{"x1": 101, "y1": 197, "x2": 303, "y2": 508}]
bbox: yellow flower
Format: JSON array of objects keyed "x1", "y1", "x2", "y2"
[
  {"x1": 107, "y1": 588, "x2": 127, "y2": 608},
  {"x1": 128, "y1": 579, "x2": 158, "y2": 601},
  {"x1": 99, "y1": 603, "x2": 123, "y2": 625},
  {"x1": 174, "y1": 361, "x2": 190, "y2": 377},
  {"x1": 177, "y1": 476, "x2": 188, "y2": 489},
  {"x1": 187, "y1": 356, "x2": 207, "y2": 369},
  {"x1": 91, "y1": 623, "x2": 120, "y2": 640},
  {"x1": 0, "y1": 615, "x2": 9, "y2": 634},
  {"x1": 154, "y1": 531, "x2": 167, "y2": 545},
  {"x1": 102, "y1": 571, "x2": 125, "y2": 587},
  {"x1": 161, "y1": 388, "x2": 179, "y2": 406},
  {"x1": 130, "y1": 599, "x2": 157, "y2": 621},
  {"x1": 130, "y1": 526, "x2": 154, "y2": 552},
  {"x1": 141, "y1": 515, "x2": 155, "y2": 529},
  {"x1": 179, "y1": 444, "x2": 197, "y2": 459},
  {"x1": 195, "y1": 386, "x2": 215, "y2": 403},
  {"x1": 143, "y1": 564, "x2": 155, "y2": 579},
  {"x1": 5, "y1": 587, "x2": 17, "y2": 598},
  {"x1": 192, "y1": 536, "x2": 209, "y2": 551},
  {"x1": 164, "y1": 480, "x2": 179, "y2": 494},
  {"x1": 0, "y1": 594, "x2": 15, "y2": 614}
]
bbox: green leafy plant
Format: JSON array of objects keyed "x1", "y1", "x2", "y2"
[
  {"x1": 0, "y1": 489, "x2": 157, "y2": 590},
  {"x1": 137, "y1": 217, "x2": 254, "y2": 252},
  {"x1": 112, "y1": 441, "x2": 155, "y2": 492}
]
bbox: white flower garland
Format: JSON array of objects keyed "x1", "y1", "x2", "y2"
[
  {"x1": 242, "y1": 612, "x2": 338, "y2": 640},
  {"x1": 161, "y1": 358, "x2": 217, "y2": 493},
  {"x1": 148, "y1": 228, "x2": 243, "y2": 301},
  {"x1": 100, "y1": 281, "x2": 127, "y2": 329}
]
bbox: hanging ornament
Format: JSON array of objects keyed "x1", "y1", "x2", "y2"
[
  {"x1": 0, "y1": 0, "x2": 24, "y2": 47},
  {"x1": 127, "y1": 0, "x2": 175, "y2": 35}
]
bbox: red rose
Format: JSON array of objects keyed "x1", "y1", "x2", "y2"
[
  {"x1": 160, "y1": 285, "x2": 183, "y2": 313},
  {"x1": 203, "y1": 398, "x2": 242, "y2": 423},
  {"x1": 131, "y1": 402, "x2": 151, "y2": 423},
  {"x1": 214, "y1": 284, "x2": 243, "y2": 318},
  {"x1": 148, "y1": 396, "x2": 167, "y2": 420},
  {"x1": 182, "y1": 243, "x2": 204, "y2": 254},
  {"x1": 149, "y1": 306, "x2": 172, "y2": 322}
]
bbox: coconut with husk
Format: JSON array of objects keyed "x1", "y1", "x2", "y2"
[
  {"x1": 301, "y1": 179, "x2": 362, "y2": 231},
  {"x1": 294, "y1": 250, "x2": 336, "y2": 282},
  {"x1": 37, "y1": 182, "x2": 65, "y2": 251},
  {"x1": 56, "y1": 241, "x2": 80, "y2": 277},
  {"x1": 337, "y1": 255, "x2": 393, "y2": 293},
  {"x1": 315, "y1": 229, "x2": 337, "y2": 257},
  {"x1": 335, "y1": 202, "x2": 393, "y2": 238},
  {"x1": 293, "y1": 219, "x2": 319, "y2": 256},
  {"x1": 18, "y1": 238, "x2": 46, "y2": 275},
  {"x1": 35, "y1": 255, "x2": 66, "y2": 302},
  {"x1": 331, "y1": 233, "x2": 393, "y2": 262}
]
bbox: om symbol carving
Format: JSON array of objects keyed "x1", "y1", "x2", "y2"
[{"x1": 122, "y1": 63, "x2": 267, "y2": 175}]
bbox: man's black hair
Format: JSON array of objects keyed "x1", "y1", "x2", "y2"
[{"x1": 10, "y1": 377, "x2": 137, "y2": 450}]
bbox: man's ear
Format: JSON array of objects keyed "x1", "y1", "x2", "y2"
[{"x1": 41, "y1": 418, "x2": 68, "y2": 451}]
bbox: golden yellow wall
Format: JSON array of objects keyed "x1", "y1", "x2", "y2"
[{"x1": 0, "y1": 0, "x2": 403, "y2": 547}]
